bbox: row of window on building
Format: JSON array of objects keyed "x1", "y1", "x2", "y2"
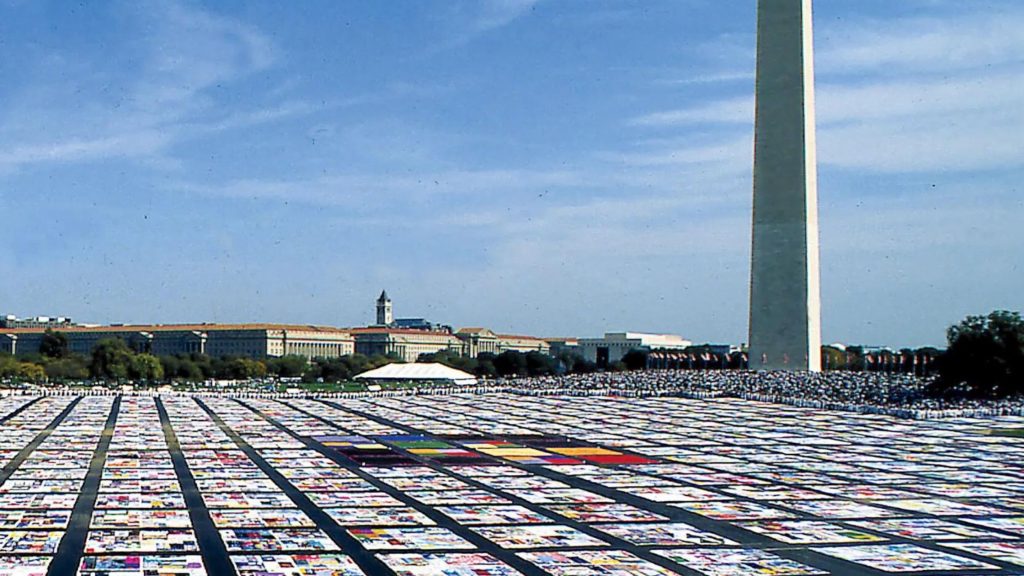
[{"x1": 0, "y1": 324, "x2": 557, "y2": 363}]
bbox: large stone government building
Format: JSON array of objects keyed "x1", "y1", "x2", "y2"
[
  {"x1": 1, "y1": 293, "x2": 550, "y2": 362},
  {"x1": 1, "y1": 324, "x2": 356, "y2": 360},
  {"x1": 350, "y1": 327, "x2": 549, "y2": 363}
]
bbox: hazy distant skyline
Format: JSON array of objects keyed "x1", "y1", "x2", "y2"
[{"x1": 2, "y1": 0, "x2": 1021, "y2": 347}]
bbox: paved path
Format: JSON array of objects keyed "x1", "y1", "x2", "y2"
[
  {"x1": 47, "y1": 397, "x2": 120, "y2": 576},
  {"x1": 157, "y1": 397, "x2": 235, "y2": 576}
]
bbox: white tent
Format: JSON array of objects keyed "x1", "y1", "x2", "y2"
[{"x1": 354, "y1": 363, "x2": 477, "y2": 386}]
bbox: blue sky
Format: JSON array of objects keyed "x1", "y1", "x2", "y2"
[{"x1": 1, "y1": 0, "x2": 1021, "y2": 347}]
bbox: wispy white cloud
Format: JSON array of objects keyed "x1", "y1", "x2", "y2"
[
  {"x1": 471, "y1": 0, "x2": 539, "y2": 34},
  {"x1": 634, "y1": 69, "x2": 1023, "y2": 128},
  {"x1": 817, "y1": 8, "x2": 1024, "y2": 75},
  {"x1": 603, "y1": 134, "x2": 753, "y2": 202},
  {"x1": 656, "y1": 71, "x2": 754, "y2": 86},
  {"x1": 627, "y1": 6, "x2": 1024, "y2": 174},
  {"x1": 0, "y1": 0, "x2": 289, "y2": 173},
  {"x1": 427, "y1": 0, "x2": 540, "y2": 53},
  {"x1": 817, "y1": 73, "x2": 1023, "y2": 124},
  {"x1": 172, "y1": 120, "x2": 755, "y2": 221},
  {"x1": 0, "y1": 132, "x2": 170, "y2": 167},
  {"x1": 629, "y1": 97, "x2": 752, "y2": 127},
  {"x1": 819, "y1": 98, "x2": 1024, "y2": 172},
  {"x1": 172, "y1": 167, "x2": 587, "y2": 208},
  {"x1": 137, "y1": 0, "x2": 276, "y2": 106}
]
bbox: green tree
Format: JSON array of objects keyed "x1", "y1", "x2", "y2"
[
  {"x1": 188, "y1": 353, "x2": 214, "y2": 379},
  {"x1": 0, "y1": 354, "x2": 19, "y2": 378},
  {"x1": 160, "y1": 355, "x2": 205, "y2": 381},
  {"x1": 621, "y1": 349, "x2": 649, "y2": 371},
  {"x1": 367, "y1": 354, "x2": 400, "y2": 371},
  {"x1": 129, "y1": 354, "x2": 165, "y2": 382},
  {"x1": 248, "y1": 359, "x2": 268, "y2": 378},
  {"x1": 493, "y1": 351, "x2": 528, "y2": 376},
  {"x1": 525, "y1": 351, "x2": 557, "y2": 376},
  {"x1": 311, "y1": 357, "x2": 352, "y2": 382},
  {"x1": 44, "y1": 356, "x2": 89, "y2": 381},
  {"x1": 571, "y1": 357, "x2": 597, "y2": 374},
  {"x1": 39, "y1": 329, "x2": 69, "y2": 358},
  {"x1": 418, "y1": 350, "x2": 478, "y2": 373},
  {"x1": 266, "y1": 355, "x2": 309, "y2": 378},
  {"x1": 90, "y1": 338, "x2": 133, "y2": 380},
  {"x1": 343, "y1": 353, "x2": 372, "y2": 375},
  {"x1": 212, "y1": 357, "x2": 236, "y2": 379},
  {"x1": 475, "y1": 353, "x2": 498, "y2": 378},
  {"x1": 932, "y1": 310, "x2": 1024, "y2": 398},
  {"x1": 217, "y1": 357, "x2": 266, "y2": 379},
  {"x1": 16, "y1": 362, "x2": 45, "y2": 382}
]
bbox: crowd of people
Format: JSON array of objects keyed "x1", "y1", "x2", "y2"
[{"x1": 503, "y1": 370, "x2": 1024, "y2": 419}]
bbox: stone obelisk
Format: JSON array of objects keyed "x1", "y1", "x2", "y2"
[{"x1": 748, "y1": 0, "x2": 822, "y2": 371}]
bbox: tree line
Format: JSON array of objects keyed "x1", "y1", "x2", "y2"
[
  {"x1": 417, "y1": 349, "x2": 582, "y2": 378},
  {"x1": 929, "y1": 310, "x2": 1023, "y2": 399}
]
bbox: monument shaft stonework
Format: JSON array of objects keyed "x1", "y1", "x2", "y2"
[{"x1": 748, "y1": 0, "x2": 822, "y2": 371}]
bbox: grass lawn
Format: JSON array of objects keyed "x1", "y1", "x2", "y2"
[
  {"x1": 988, "y1": 428, "x2": 1024, "y2": 437},
  {"x1": 286, "y1": 381, "x2": 367, "y2": 393}
]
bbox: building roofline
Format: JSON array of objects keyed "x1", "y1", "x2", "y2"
[
  {"x1": 349, "y1": 327, "x2": 457, "y2": 337},
  {"x1": 0, "y1": 323, "x2": 352, "y2": 335},
  {"x1": 495, "y1": 333, "x2": 546, "y2": 341}
]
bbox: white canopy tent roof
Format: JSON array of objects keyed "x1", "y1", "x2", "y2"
[{"x1": 354, "y1": 362, "x2": 477, "y2": 385}]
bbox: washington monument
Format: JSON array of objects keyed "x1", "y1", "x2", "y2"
[{"x1": 748, "y1": 0, "x2": 822, "y2": 371}]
